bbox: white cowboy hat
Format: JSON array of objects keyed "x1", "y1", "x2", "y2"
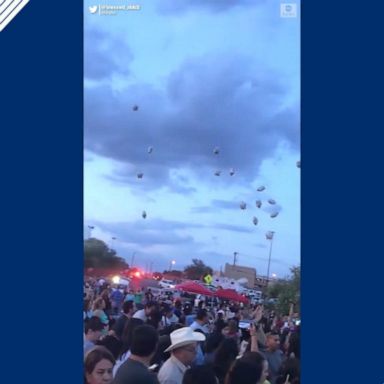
[{"x1": 164, "y1": 327, "x2": 206, "y2": 352}]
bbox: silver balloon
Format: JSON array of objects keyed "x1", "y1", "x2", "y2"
[
  {"x1": 253, "y1": 217, "x2": 258, "y2": 225},
  {"x1": 240, "y1": 202, "x2": 247, "y2": 210},
  {"x1": 257, "y1": 186, "x2": 266, "y2": 192},
  {"x1": 142, "y1": 211, "x2": 147, "y2": 219},
  {"x1": 256, "y1": 200, "x2": 262, "y2": 208}
]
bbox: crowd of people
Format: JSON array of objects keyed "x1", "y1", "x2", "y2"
[{"x1": 84, "y1": 278, "x2": 300, "y2": 384}]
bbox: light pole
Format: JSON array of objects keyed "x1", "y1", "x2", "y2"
[
  {"x1": 266, "y1": 231, "x2": 275, "y2": 288},
  {"x1": 233, "y1": 252, "x2": 238, "y2": 266},
  {"x1": 130, "y1": 252, "x2": 136, "y2": 268}
]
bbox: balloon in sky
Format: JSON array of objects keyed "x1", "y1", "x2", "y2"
[
  {"x1": 266, "y1": 231, "x2": 274, "y2": 240},
  {"x1": 133, "y1": 105, "x2": 139, "y2": 111},
  {"x1": 268, "y1": 199, "x2": 276, "y2": 205},
  {"x1": 240, "y1": 202, "x2": 247, "y2": 210},
  {"x1": 148, "y1": 146, "x2": 153, "y2": 154},
  {"x1": 296, "y1": 160, "x2": 301, "y2": 168},
  {"x1": 253, "y1": 217, "x2": 258, "y2": 225},
  {"x1": 270, "y1": 212, "x2": 279, "y2": 218},
  {"x1": 214, "y1": 170, "x2": 221, "y2": 176},
  {"x1": 257, "y1": 186, "x2": 266, "y2": 192},
  {"x1": 256, "y1": 200, "x2": 262, "y2": 208},
  {"x1": 142, "y1": 211, "x2": 147, "y2": 219},
  {"x1": 137, "y1": 173, "x2": 143, "y2": 179},
  {"x1": 213, "y1": 147, "x2": 220, "y2": 155},
  {"x1": 229, "y1": 168, "x2": 235, "y2": 176}
]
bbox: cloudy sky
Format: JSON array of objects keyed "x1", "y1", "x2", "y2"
[{"x1": 84, "y1": 0, "x2": 300, "y2": 279}]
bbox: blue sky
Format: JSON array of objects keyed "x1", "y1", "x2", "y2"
[{"x1": 84, "y1": 0, "x2": 300, "y2": 278}]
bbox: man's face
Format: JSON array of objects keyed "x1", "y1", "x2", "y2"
[
  {"x1": 89, "y1": 329, "x2": 102, "y2": 342},
  {"x1": 180, "y1": 342, "x2": 198, "y2": 365},
  {"x1": 267, "y1": 335, "x2": 280, "y2": 351}
]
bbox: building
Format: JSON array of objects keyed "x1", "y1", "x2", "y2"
[{"x1": 224, "y1": 263, "x2": 257, "y2": 289}]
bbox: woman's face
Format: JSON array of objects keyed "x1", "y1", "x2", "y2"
[
  {"x1": 259, "y1": 360, "x2": 269, "y2": 383},
  {"x1": 86, "y1": 359, "x2": 113, "y2": 384}
]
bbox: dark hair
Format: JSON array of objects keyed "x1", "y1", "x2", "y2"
[
  {"x1": 183, "y1": 365, "x2": 218, "y2": 384},
  {"x1": 276, "y1": 357, "x2": 300, "y2": 384},
  {"x1": 214, "y1": 338, "x2": 239, "y2": 383},
  {"x1": 122, "y1": 300, "x2": 134, "y2": 314},
  {"x1": 205, "y1": 332, "x2": 224, "y2": 354},
  {"x1": 84, "y1": 346, "x2": 115, "y2": 383},
  {"x1": 225, "y1": 352, "x2": 265, "y2": 384},
  {"x1": 196, "y1": 309, "x2": 208, "y2": 321},
  {"x1": 120, "y1": 317, "x2": 145, "y2": 357},
  {"x1": 130, "y1": 324, "x2": 159, "y2": 357},
  {"x1": 96, "y1": 335, "x2": 123, "y2": 360},
  {"x1": 84, "y1": 316, "x2": 104, "y2": 333}
]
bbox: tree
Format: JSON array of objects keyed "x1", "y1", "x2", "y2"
[
  {"x1": 84, "y1": 238, "x2": 128, "y2": 271},
  {"x1": 184, "y1": 259, "x2": 213, "y2": 281},
  {"x1": 266, "y1": 266, "x2": 300, "y2": 315}
]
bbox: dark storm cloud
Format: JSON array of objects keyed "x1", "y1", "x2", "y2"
[
  {"x1": 84, "y1": 27, "x2": 133, "y2": 80},
  {"x1": 156, "y1": 0, "x2": 265, "y2": 14},
  {"x1": 85, "y1": 53, "x2": 299, "y2": 191}
]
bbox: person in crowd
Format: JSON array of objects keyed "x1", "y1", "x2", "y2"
[
  {"x1": 133, "y1": 301, "x2": 158, "y2": 322},
  {"x1": 261, "y1": 333, "x2": 285, "y2": 384},
  {"x1": 113, "y1": 318, "x2": 145, "y2": 377},
  {"x1": 112, "y1": 324, "x2": 159, "y2": 384},
  {"x1": 225, "y1": 352, "x2": 269, "y2": 384},
  {"x1": 158, "y1": 327, "x2": 206, "y2": 384},
  {"x1": 110, "y1": 287, "x2": 124, "y2": 316},
  {"x1": 96, "y1": 334, "x2": 123, "y2": 361},
  {"x1": 84, "y1": 299, "x2": 93, "y2": 320},
  {"x1": 92, "y1": 297, "x2": 110, "y2": 330},
  {"x1": 111, "y1": 300, "x2": 135, "y2": 340},
  {"x1": 161, "y1": 306, "x2": 180, "y2": 328},
  {"x1": 85, "y1": 346, "x2": 115, "y2": 384},
  {"x1": 182, "y1": 365, "x2": 218, "y2": 384},
  {"x1": 204, "y1": 332, "x2": 224, "y2": 365},
  {"x1": 125, "y1": 290, "x2": 135, "y2": 302},
  {"x1": 101, "y1": 287, "x2": 113, "y2": 315},
  {"x1": 275, "y1": 357, "x2": 300, "y2": 384},
  {"x1": 190, "y1": 309, "x2": 210, "y2": 334},
  {"x1": 212, "y1": 338, "x2": 239, "y2": 384},
  {"x1": 84, "y1": 317, "x2": 105, "y2": 355}
]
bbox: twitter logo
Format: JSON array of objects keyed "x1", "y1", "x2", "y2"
[{"x1": 89, "y1": 5, "x2": 98, "y2": 14}]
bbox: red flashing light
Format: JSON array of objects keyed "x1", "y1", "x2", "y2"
[{"x1": 135, "y1": 271, "x2": 141, "y2": 278}]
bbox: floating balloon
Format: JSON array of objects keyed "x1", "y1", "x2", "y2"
[
  {"x1": 268, "y1": 199, "x2": 276, "y2": 205},
  {"x1": 253, "y1": 217, "x2": 258, "y2": 225},
  {"x1": 148, "y1": 146, "x2": 153, "y2": 154},
  {"x1": 213, "y1": 147, "x2": 220, "y2": 155},
  {"x1": 240, "y1": 202, "x2": 247, "y2": 210},
  {"x1": 266, "y1": 231, "x2": 274, "y2": 240},
  {"x1": 229, "y1": 168, "x2": 235, "y2": 176},
  {"x1": 137, "y1": 173, "x2": 143, "y2": 179},
  {"x1": 142, "y1": 211, "x2": 147, "y2": 219},
  {"x1": 270, "y1": 212, "x2": 279, "y2": 218},
  {"x1": 133, "y1": 105, "x2": 139, "y2": 111},
  {"x1": 257, "y1": 186, "x2": 266, "y2": 192},
  {"x1": 256, "y1": 200, "x2": 262, "y2": 208},
  {"x1": 214, "y1": 170, "x2": 221, "y2": 176},
  {"x1": 296, "y1": 160, "x2": 301, "y2": 168}
]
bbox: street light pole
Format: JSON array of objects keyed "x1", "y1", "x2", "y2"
[
  {"x1": 233, "y1": 252, "x2": 238, "y2": 266},
  {"x1": 130, "y1": 252, "x2": 136, "y2": 268}
]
